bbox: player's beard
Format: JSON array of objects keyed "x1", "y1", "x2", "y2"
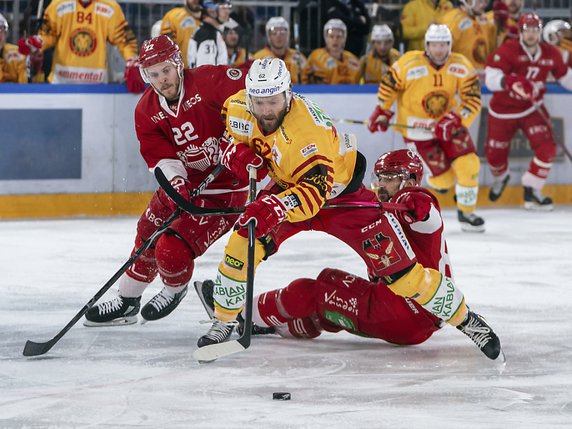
[
  {"x1": 377, "y1": 187, "x2": 391, "y2": 202},
  {"x1": 256, "y1": 109, "x2": 287, "y2": 134}
]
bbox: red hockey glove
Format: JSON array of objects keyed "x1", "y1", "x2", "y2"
[
  {"x1": 434, "y1": 111, "x2": 462, "y2": 142},
  {"x1": 124, "y1": 58, "x2": 146, "y2": 94},
  {"x1": 237, "y1": 194, "x2": 287, "y2": 238},
  {"x1": 368, "y1": 105, "x2": 394, "y2": 133},
  {"x1": 166, "y1": 177, "x2": 193, "y2": 212},
  {"x1": 394, "y1": 191, "x2": 432, "y2": 224},
  {"x1": 492, "y1": 0, "x2": 509, "y2": 28},
  {"x1": 220, "y1": 139, "x2": 269, "y2": 181},
  {"x1": 505, "y1": 75, "x2": 537, "y2": 100},
  {"x1": 18, "y1": 35, "x2": 43, "y2": 55}
]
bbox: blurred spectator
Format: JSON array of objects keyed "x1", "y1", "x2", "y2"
[
  {"x1": 18, "y1": 0, "x2": 144, "y2": 93},
  {"x1": 223, "y1": 18, "x2": 248, "y2": 67},
  {"x1": 253, "y1": 17, "x2": 307, "y2": 84},
  {"x1": 356, "y1": 24, "x2": 400, "y2": 84},
  {"x1": 187, "y1": 0, "x2": 228, "y2": 67},
  {"x1": 543, "y1": 19, "x2": 572, "y2": 67},
  {"x1": 485, "y1": 0, "x2": 521, "y2": 44},
  {"x1": 160, "y1": 0, "x2": 202, "y2": 67},
  {"x1": 0, "y1": 13, "x2": 27, "y2": 83},
  {"x1": 305, "y1": 19, "x2": 360, "y2": 84},
  {"x1": 400, "y1": 0, "x2": 453, "y2": 51},
  {"x1": 322, "y1": 0, "x2": 371, "y2": 57},
  {"x1": 439, "y1": 0, "x2": 497, "y2": 73}
]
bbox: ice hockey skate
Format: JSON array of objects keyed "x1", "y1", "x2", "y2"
[
  {"x1": 489, "y1": 174, "x2": 510, "y2": 202},
  {"x1": 194, "y1": 280, "x2": 275, "y2": 335},
  {"x1": 523, "y1": 186, "x2": 554, "y2": 211},
  {"x1": 140, "y1": 285, "x2": 188, "y2": 322},
  {"x1": 457, "y1": 311, "x2": 505, "y2": 362},
  {"x1": 197, "y1": 319, "x2": 238, "y2": 347},
  {"x1": 84, "y1": 294, "x2": 141, "y2": 327},
  {"x1": 457, "y1": 210, "x2": 485, "y2": 233}
]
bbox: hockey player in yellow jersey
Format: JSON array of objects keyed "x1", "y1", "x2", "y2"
[
  {"x1": 357, "y1": 24, "x2": 401, "y2": 84},
  {"x1": 305, "y1": 19, "x2": 360, "y2": 84},
  {"x1": 400, "y1": 0, "x2": 453, "y2": 51},
  {"x1": 0, "y1": 13, "x2": 27, "y2": 83},
  {"x1": 368, "y1": 24, "x2": 485, "y2": 232},
  {"x1": 439, "y1": 0, "x2": 497, "y2": 73},
  {"x1": 160, "y1": 0, "x2": 202, "y2": 67},
  {"x1": 253, "y1": 17, "x2": 307, "y2": 84},
  {"x1": 18, "y1": 0, "x2": 142, "y2": 91}
]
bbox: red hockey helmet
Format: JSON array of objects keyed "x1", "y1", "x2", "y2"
[
  {"x1": 139, "y1": 35, "x2": 182, "y2": 69},
  {"x1": 518, "y1": 12, "x2": 542, "y2": 32},
  {"x1": 374, "y1": 149, "x2": 424, "y2": 186}
]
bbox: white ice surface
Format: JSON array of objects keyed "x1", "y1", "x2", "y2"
[{"x1": 1, "y1": 208, "x2": 572, "y2": 428}]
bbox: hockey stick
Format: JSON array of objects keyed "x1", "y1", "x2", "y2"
[
  {"x1": 192, "y1": 165, "x2": 258, "y2": 362},
  {"x1": 330, "y1": 118, "x2": 431, "y2": 131},
  {"x1": 533, "y1": 103, "x2": 572, "y2": 163},
  {"x1": 22, "y1": 166, "x2": 224, "y2": 357},
  {"x1": 156, "y1": 167, "x2": 406, "y2": 215}
]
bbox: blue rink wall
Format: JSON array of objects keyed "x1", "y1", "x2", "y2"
[{"x1": 0, "y1": 84, "x2": 571, "y2": 218}]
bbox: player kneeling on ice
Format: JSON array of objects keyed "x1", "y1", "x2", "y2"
[
  {"x1": 83, "y1": 35, "x2": 249, "y2": 326},
  {"x1": 197, "y1": 149, "x2": 504, "y2": 361}
]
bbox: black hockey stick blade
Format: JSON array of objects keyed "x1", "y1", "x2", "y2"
[
  {"x1": 155, "y1": 167, "x2": 245, "y2": 216},
  {"x1": 24, "y1": 336, "x2": 62, "y2": 357}
]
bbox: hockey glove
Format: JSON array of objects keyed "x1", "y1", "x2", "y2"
[
  {"x1": 492, "y1": 0, "x2": 509, "y2": 28},
  {"x1": 394, "y1": 191, "x2": 433, "y2": 224},
  {"x1": 220, "y1": 139, "x2": 269, "y2": 181},
  {"x1": 166, "y1": 177, "x2": 193, "y2": 212},
  {"x1": 124, "y1": 58, "x2": 146, "y2": 94},
  {"x1": 368, "y1": 105, "x2": 394, "y2": 133},
  {"x1": 434, "y1": 111, "x2": 462, "y2": 142},
  {"x1": 505, "y1": 75, "x2": 537, "y2": 100},
  {"x1": 237, "y1": 194, "x2": 287, "y2": 238},
  {"x1": 18, "y1": 35, "x2": 43, "y2": 55}
]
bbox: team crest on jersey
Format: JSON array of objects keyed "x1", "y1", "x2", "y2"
[
  {"x1": 69, "y1": 28, "x2": 97, "y2": 57},
  {"x1": 422, "y1": 91, "x2": 449, "y2": 118},
  {"x1": 176, "y1": 136, "x2": 219, "y2": 171},
  {"x1": 226, "y1": 68, "x2": 243, "y2": 80}
]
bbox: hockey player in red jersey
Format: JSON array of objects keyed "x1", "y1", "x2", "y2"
[
  {"x1": 84, "y1": 35, "x2": 248, "y2": 326},
  {"x1": 196, "y1": 149, "x2": 504, "y2": 361},
  {"x1": 484, "y1": 12, "x2": 572, "y2": 210}
]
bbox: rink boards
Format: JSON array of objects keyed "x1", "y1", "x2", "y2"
[{"x1": 1, "y1": 84, "x2": 571, "y2": 218}]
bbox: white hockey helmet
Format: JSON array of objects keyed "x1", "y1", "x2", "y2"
[
  {"x1": 150, "y1": 20, "x2": 162, "y2": 38},
  {"x1": 266, "y1": 16, "x2": 289, "y2": 36},
  {"x1": 459, "y1": 0, "x2": 485, "y2": 15},
  {"x1": 324, "y1": 19, "x2": 347, "y2": 39},
  {"x1": 246, "y1": 58, "x2": 292, "y2": 112},
  {"x1": 0, "y1": 13, "x2": 8, "y2": 32},
  {"x1": 543, "y1": 19, "x2": 571, "y2": 45},
  {"x1": 425, "y1": 24, "x2": 452, "y2": 57},
  {"x1": 371, "y1": 24, "x2": 393, "y2": 42}
]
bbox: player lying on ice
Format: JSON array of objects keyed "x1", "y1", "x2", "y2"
[{"x1": 196, "y1": 149, "x2": 505, "y2": 362}]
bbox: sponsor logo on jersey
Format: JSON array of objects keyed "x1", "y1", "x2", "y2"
[
  {"x1": 151, "y1": 110, "x2": 168, "y2": 123},
  {"x1": 95, "y1": 3, "x2": 114, "y2": 18},
  {"x1": 226, "y1": 68, "x2": 243, "y2": 80},
  {"x1": 299, "y1": 95, "x2": 332, "y2": 129},
  {"x1": 224, "y1": 254, "x2": 244, "y2": 270},
  {"x1": 323, "y1": 310, "x2": 357, "y2": 331},
  {"x1": 404, "y1": 298, "x2": 420, "y2": 314},
  {"x1": 280, "y1": 193, "x2": 301, "y2": 210},
  {"x1": 57, "y1": 1, "x2": 75, "y2": 16},
  {"x1": 69, "y1": 28, "x2": 97, "y2": 57},
  {"x1": 386, "y1": 212, "x2": 414, "y2": 257},
  {"x1": 459, "y1": 18, "x2": 473, "y2": 31},
  {"x1": 446, "y1": 63, "x2": 468, "y2": 77},
  {"x1": 406, "y1": 66, "x2": 428, "y2": 80},
  {"x1": 539, "y1": 59, "x2": 554, "y2": 66},
  {"x1": 326, "y1": 58, "x2": 336, "y2": 69},
  {"x1": 323, "y1": 291, "x2": 359, "y2": 316},
  {"x1": 228, "y1": 116, "x2": 253, "y2": 137},
  {"x1": 301, "y1": 143, "x2": 318, "y2": 157},
  {"x1": 181, "y1": 93, "x2": 202, "y2": 112},
  {"x1": 181, "y1": 17, "x2": 198, "y2": 29}
]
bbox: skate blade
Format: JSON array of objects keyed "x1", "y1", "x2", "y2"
[
  {"x1": 83, "y1": 316, "x2": 138, "y2": 327},
  {"x1": 524, "y1": 202, "x2": 554, "y2": 211},
  {"x1": 194, "y1": 281, "x2": 215, "y2": 319},
  {"x1": 460, "y1": 224, "x2": 485, "y2": 233}
]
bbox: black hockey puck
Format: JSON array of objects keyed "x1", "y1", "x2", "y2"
[{"x1": 272, "y1": 392, "x2": 291, "y2": 400}]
